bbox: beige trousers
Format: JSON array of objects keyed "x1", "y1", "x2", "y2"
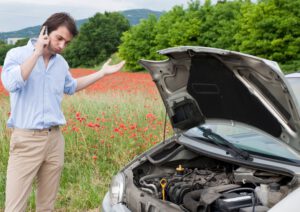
[{"x1": 5, "y1": 127, "x2": 64, "y2": 212}]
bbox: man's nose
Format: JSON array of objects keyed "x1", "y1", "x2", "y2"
[{"x1": 59, "y1": 41, "x2": 66, "y2": 49}]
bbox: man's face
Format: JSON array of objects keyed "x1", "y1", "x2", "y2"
[{"x1": 48, "y1": 26, "x2": 73, "y2": 54}]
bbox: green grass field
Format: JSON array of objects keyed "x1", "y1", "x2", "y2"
[{"x1": 0, "y1": 89, "x2": 171, "y2": 211}]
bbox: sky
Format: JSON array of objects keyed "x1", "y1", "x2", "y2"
[{"x1": 0, "y1": 0, "x2": 191, "y2": 32}]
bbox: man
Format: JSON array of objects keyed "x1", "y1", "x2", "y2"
[{"x1": 1, "y1": 12, "x2": 125, "y2": 212}]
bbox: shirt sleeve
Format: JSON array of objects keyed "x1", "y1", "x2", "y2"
[
  {"x1": 64, "y1": 70, "x2": 77, "y2": 95},
  {"x1": 1, "y1": 48, "x2": 26, "y2": 93}
]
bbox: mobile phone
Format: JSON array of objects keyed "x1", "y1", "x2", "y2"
[
  {"x1": 44, "y1": 25, "x2": 48, "y2": 36},
  {"x1": 43, "y1": 25, "x2": 48, "y2": 48}
]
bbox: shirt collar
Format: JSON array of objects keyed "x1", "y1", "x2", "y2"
[{"x1": 27, "y1": 38, "x2": 36, "y2": 51}]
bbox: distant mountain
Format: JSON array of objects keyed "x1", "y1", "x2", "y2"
[
  {"x1": 0, "y1": 19, "x2": 87, "y2": 41},
  {"x1": 121, "y1": 9, "x2": 163, "y2": 25},
  {"x1": 0, "y1": 9, "x2": 163, "y2": 41}
]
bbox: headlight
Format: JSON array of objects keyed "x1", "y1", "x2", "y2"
[{"x1": 109, "y1": 172, "x2": 125, "y2": 205}]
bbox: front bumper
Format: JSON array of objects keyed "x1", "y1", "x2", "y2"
[{"x1": 102, "y1": 192, "x2": 131, "y2": 212}]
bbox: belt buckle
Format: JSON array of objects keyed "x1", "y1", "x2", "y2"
[{"x1": 48, "y1": 126, "x2": 59, "y2": 132}]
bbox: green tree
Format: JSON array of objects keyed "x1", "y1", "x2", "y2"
[
  {"x1": 119, "y1": 15, "x2": 158, "y2": 71},
  {"x1": 235, "y1": 0, "x2": 300, "y2": 72},
  {"x1": 119, "y1": 1, "x2": 203, "y2": 71},
  {"x1": 15, "y1": 38, "x2": 30, "y2": 47},
  {"x1": 197, "y1": 0, "x2": 243, "y2": 50},
  {"x1": 154, "y1": 3, "x2": 201, "y2": 51},
  {"x1": 63, "y1": 12, "x2": 130, "y2": 67},
  {"x1": 0, "y1": 41, "x2": 14, "y2": 65},
  {"x1": 118, "y1": 0, "x2": 300, "y2": 73}
]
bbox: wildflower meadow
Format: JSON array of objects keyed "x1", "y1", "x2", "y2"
[{"x1": 0, "y1": 66, "x2": 172, "y2": 211}]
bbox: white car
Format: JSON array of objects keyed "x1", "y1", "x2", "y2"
[
  {"x1": 286, "y1": 72, "x2": 300, "y2": 106},
  {"x1": 102, "y1": 46, "x2": 300, "y2": 212}
]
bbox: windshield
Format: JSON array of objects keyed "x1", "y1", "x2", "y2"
[
  {"x1": 185, "y1": 121, "x2": 300, "y2": 163},
  {"x1": 286, "y1": 77, "x2": 300, "y2": 106}
]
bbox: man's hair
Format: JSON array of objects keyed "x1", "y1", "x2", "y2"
[{"x1": 42, "y1": 12, "x2": 78, "y2": 37}]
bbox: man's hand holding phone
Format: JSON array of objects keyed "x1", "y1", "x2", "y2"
[{"x1": 34, "y1": 25, "x2": 49, "y2": 56}]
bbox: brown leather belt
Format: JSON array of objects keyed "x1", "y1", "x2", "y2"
[{"x1": 14, "y1": 126, "x2": 60, "y2": 133}]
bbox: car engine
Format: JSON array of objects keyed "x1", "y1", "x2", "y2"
[{"x1": 130, "y1": 143, "x2": 295, "y2": 212}]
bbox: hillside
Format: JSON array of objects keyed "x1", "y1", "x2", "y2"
[
  {"x1": 0, "y1": 9, "x2": 163, "y2": 40},
  {"x1": 121, "y1": 9, "x2": 163, "y2": 25}
]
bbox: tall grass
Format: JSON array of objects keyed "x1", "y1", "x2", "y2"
[
  {"x1": 0, "y1": 95, "x2": 10, "y2": 209},
  {"x1": 0, "y1": 90, "x2": 172, "y2": 211}
]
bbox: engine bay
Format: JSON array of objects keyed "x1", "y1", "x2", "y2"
[{"x1": 131, "y1": 143, "x2": 295, "y2": 212}]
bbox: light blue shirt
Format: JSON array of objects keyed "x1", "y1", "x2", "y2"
[{"x1": 1, "y1": 39, "x2": 77, "y2": 129}]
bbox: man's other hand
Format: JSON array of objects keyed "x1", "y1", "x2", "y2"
[{"x1": 100, "y1": 59, "x2": 125, "y2": 75}]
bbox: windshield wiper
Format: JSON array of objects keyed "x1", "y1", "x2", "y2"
[{"x1": 196, "y1": 127, "x2": 252, "y2": 161}]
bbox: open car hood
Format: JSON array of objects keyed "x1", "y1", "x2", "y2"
[{"x1": 140, "y1": 46, "x2": 300, "y2": 151}]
